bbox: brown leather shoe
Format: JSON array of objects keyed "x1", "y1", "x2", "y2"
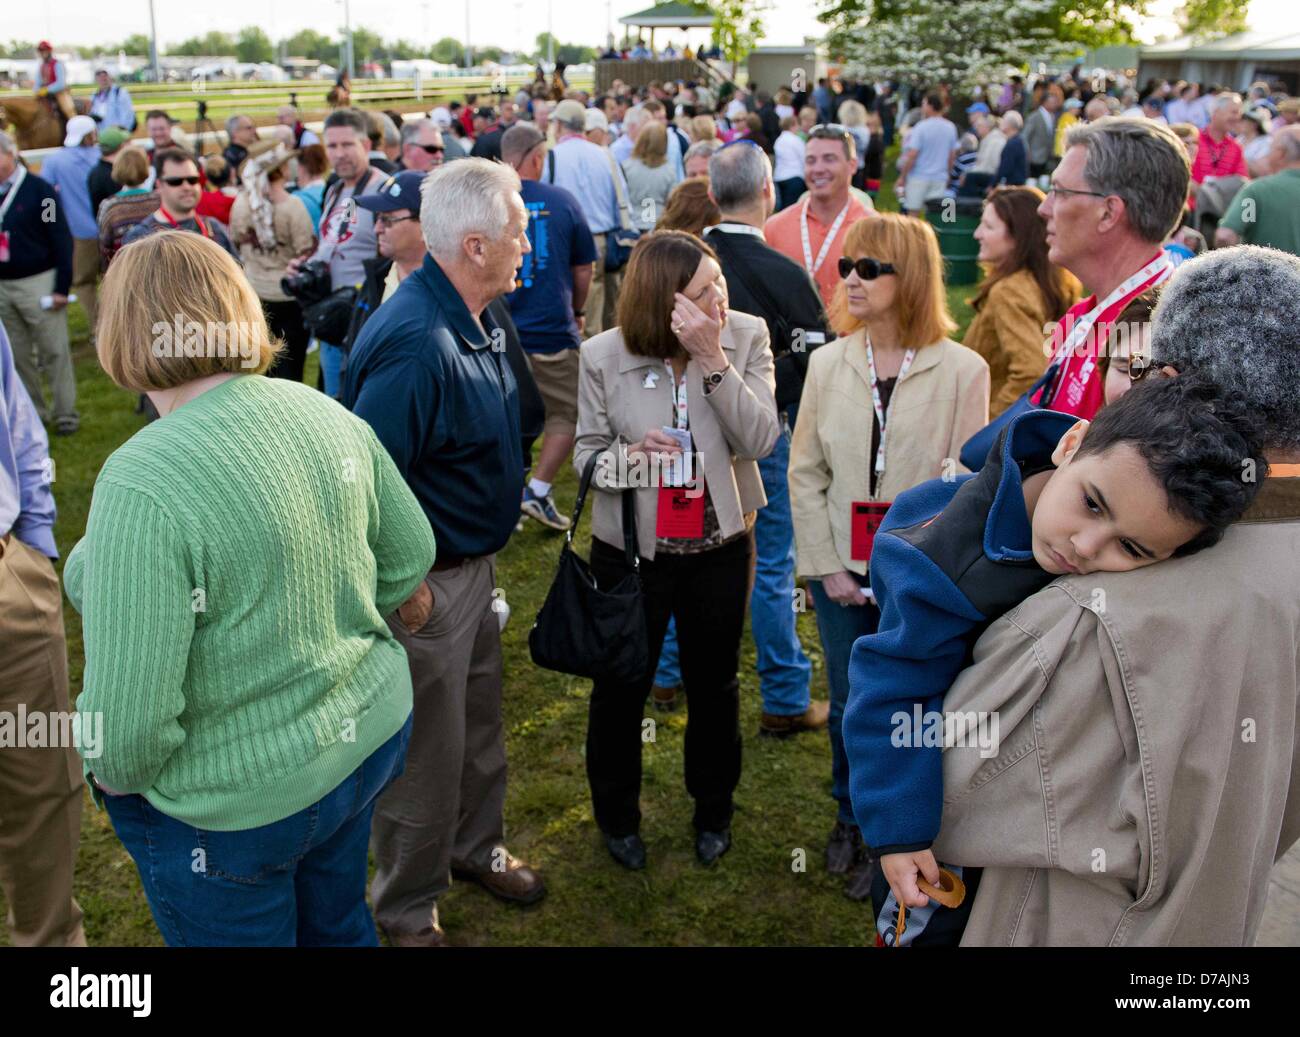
[
  {"x1": 381, "y1": 906, "x2": 449, "y2": 947},
  {"x1": 759, "y1": 699, "x2": 830, "y2": 738},
  {"x1": 651, "y1": 684, "x2": 680, "y2": 711},
  {"x1": 452, "y1": 851, "x2": 547, "y2": 906}
]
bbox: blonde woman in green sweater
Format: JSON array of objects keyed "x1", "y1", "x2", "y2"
[{"x1": 64, "y1": 232, "x2": 436, "y2": 946}]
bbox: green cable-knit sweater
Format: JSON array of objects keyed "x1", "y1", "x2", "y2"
[{"x1": 64, "y1": 374, "x2": 436, "y2": 831}]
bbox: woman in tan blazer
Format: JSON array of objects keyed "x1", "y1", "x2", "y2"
[
  {"x1": 788, "y1": 213, "x2": 989, "y2": 899},
  {"x1": 963, "y1": 186, "x2": 1081, "y2": 416},
  {"x1": 574, "y1": 231, "x2": 779, "y2": 871}
]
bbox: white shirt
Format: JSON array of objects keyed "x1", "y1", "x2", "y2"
[{"x1": 773, "y1": 130, "x2": 806, "y2": 182}]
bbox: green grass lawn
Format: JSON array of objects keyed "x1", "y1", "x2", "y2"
[{"x1": 0, "y1": 154, "x2": 979, "y2": 946}]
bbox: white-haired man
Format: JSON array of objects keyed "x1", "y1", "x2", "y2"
[{"x1": 342, "y1": 159, "x2": 545, "y2": 947}]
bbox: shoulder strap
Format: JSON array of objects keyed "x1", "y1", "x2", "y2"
[
  {"x1": 602, "y1": 146, "x2": 634, "y2": 231},
  {"x1": 569, "y1": 450, "x2": 640, "y2": 571},
  {"x1": 547, "y1": 149, "x2": 556, "y2": 184}
]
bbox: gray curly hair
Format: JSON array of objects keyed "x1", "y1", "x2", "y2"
[{"x1": 1150, "y1": 245, "x2": 1300, "y2": 452}]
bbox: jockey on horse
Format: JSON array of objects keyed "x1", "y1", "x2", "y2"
[{"x1": 35, "y1": 41, "x2": 77, "y2": 130}]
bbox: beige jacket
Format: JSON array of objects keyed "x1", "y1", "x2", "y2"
[
  {"x1": 934, "y1": 476, "x2": 1300, "y2": 946},
  {"x1": 788, "y1": 329, "x2": 990, "y2": 577},
  {"x1": 574, "y1": 309, "x2": 779, "y2": 560}
]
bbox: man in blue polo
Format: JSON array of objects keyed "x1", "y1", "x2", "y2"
[
  {"x1": 501, "y1": 122, "x2": 597, "y2": 531},
  {"x1": 343, "y1": 158, "x2": 545, "y2": 948}
]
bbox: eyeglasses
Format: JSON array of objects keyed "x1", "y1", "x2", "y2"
[
  {"x1": 375, "y1": 214, "x2": 418, "y2": 228},
  {"x1": 1045, "y1": 183, "x2": 1108, "y2": 200},
  {"x1": 415, "y1": 144, "x2": 445, "y2": 155},
  {"x1": 1125, "y1": 355, "x2": 1173, "y2": 383},
  {"x1": 161, "y1": 176, "x2": 200, "y2": 187},
  {"x1": 838, "y1": 256, "x2": 897, "y2": 280}
]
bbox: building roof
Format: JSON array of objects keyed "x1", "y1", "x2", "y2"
[
  {"x1": 1141, "y1": 30, "x2": 1300, "y2": 62},
  {"x1": 618, "y1": 2, "x2": 716, "y2": 28}
]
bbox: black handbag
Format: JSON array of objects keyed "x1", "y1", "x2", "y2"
[
  {"x1": 302, "y1": 285, "x2": 359, "y2": 346},
  {"x1": 529, "y1": 452, "x2": 648, "y2": 684}
]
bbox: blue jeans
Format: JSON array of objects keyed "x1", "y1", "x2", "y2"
[
  {"x1": 104, "y1": 714, "x2": 413, "y2": 947},
  {"x1": 653, "y1": 423, "x2": 811, "y2": 716},
  {"x1": 807, "y1": 576, "x2": 880, "y2": 823},
  {"x1": 318, "y1": 339, "x2": 344, "y2": 398}
]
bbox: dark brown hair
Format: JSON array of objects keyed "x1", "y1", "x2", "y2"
[
  {"x1": 298, "y1": 143, "x2": 329, "y2": 178},
  {"x1": 617, "y1": 230, "x2": 719, "y2": 359},
  {"x1": 655, "y1": 177, "x2": 721, "y2": 237},
  {"x1": 970, "y1": 186, "x2": 1079, "y2": 320}
]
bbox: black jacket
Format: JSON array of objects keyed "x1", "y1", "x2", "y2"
[
  {"x1": 701, "y1": 224, "x2": 830, "y2": 411},
  {"x1": 87, "y1": 158, "x2": 118, "y2": 222},
  {"x1": 0, "y1": 170, "x2": 73, "y2": 294}
]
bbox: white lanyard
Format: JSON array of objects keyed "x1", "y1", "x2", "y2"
[
  {"x1": 800, "y1": 197, "x2": 850, "y2": 276},
  {"x1": 1052, "y1": 254, "x2": 1171, "y2": 362},
  {"x1": 664, "y1": 360, "x2": 688, "y2": 429},
  {"x1": 0, "y1": 166, "x2": 27, "y2": 228},
  {"x1": 866, "y1": 339, "x2": 916, "y2": 481}
]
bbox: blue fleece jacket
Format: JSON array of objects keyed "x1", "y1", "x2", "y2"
[{"x1": 843, "y1": 408, "x2": 1079, "y2": 854}]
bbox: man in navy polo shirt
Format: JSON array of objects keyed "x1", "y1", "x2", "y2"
[
  {"x1": 501, "y1": 123, "x2": 597, "y2": 531},
  {"x1": 343, "y1": 158, "x2": 545, "y2": 947}
]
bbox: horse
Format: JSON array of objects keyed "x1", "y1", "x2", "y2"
[{"x1": 0, "y1": 95, "x2": 92, "y2": 151}]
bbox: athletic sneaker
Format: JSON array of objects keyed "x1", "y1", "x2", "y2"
[{"x1": 521, "y1": 486, "x2": 571, "y2": 531}]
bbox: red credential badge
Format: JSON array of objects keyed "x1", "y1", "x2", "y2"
[{"x1": 850, "y1": 501, "x2": 891, "y2": 562}]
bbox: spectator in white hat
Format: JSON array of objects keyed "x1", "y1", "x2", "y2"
[{"x1": 36, "y1": 114, "x2": 101, "y2": 338}]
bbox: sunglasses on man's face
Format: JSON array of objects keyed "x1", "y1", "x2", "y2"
[
  {"x1": 839, "y1": 256, "x2": 897, "y2": 281},
  {"x1": 416, "y1": 144, "x2": 445, "y2": 155},
  {"x1": 162, "y1": 176, "x2": 200, "y2": 187}
]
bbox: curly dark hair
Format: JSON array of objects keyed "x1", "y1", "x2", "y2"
[{"x1": 1075, "y1": 374, "x2": 1268, "y2": 556}]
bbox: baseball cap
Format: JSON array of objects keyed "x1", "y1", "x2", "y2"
[
  {"x1": 429, "y1": 106, "x2": 452, "y2": 129},
  {"x1": 965, "y1": 101, "x2": 990, "y2": 114},
  {"x1": 356, "y1": 170, "x2": 427, "y2": 216},
  {"x1": 37, "y1": 40, "x2": 52, "y2": 51},
  {"x1": 475, "y1": 106, "x2": 496, "y2": 120},
  {"x1": 98, "y1": 127, "x2": 129, "y2": 153},
  {"x1": 553, "y1": 99, "x2": 588, "y2": 130},
  {"x1": 585, "y1": 107, "x2": 609, "y2": 132},
  {"x1": 1064, "y1": 97, "x2": 1083, "y2": 110},
  {"x1": 725, "y1": 98, "x2": 747, "y2": 121},
  {"x1": 64, "y1": 115, "x2": 96, "y2": 147}
]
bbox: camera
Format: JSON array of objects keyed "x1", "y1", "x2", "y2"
[{"x1": 281, "y1": 260, "x2": 333, "y2": 304}]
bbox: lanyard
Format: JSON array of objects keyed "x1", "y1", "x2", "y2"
[
  {"x1": 866, "y1": 338, "x2": 916, "y2": 481},
  {"x1": 158, "y1": 205, "x2": 210, "y2": 238},
  {"x1": 664, "y1": 360, "x2": 688, "y2": 429},
  {"x1": 0, "y1": 166, "x2": 27, "y2": 228},
  {"x1": 1051, "y1": 253, "x2": 1170, "y2": 362},
  {"x1": 800, "y1": 197, "x2": 850, "y2": 276}
]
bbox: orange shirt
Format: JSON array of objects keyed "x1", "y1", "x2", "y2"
[{"x1": 764, "y1": 195, "x2": 872, "y2": 310}]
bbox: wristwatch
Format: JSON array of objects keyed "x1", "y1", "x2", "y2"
[{"x1": 703, "y1": 366, "x2": 728, "y2": 393}]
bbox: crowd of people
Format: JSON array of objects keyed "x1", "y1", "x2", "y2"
[{"x1": 2, "y1": 65, "x2": 1300, "y2": 950}]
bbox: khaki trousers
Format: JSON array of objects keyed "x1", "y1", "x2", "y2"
[
  {"x1": 0, "y1": 271, "x2": 77, "y2": 425},
  {"x1": 0, "y1": 535, "x2": 86, "y2": 947},
  {"x1": 71, "y1": 238, "x2": 99, "y2": 335},
  {"x1": 584, "y1": 234, "x2": 623, "y2": 339},
  {"x1": 369, "y1": 556, "x2": 508, "y2": 936}
]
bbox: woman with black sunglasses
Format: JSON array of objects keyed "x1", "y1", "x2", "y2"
[{"x1": 789, "y1": 212, "x2": 990, "y2": 900}]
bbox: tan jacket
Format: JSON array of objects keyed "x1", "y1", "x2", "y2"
[
  {"x1": 574, "y1": 309, "x2": 779, "y2": 560},
  {"x1": 788, "y1": 329, "x2": 990, "y2": 577},
  {"x1": 962, "y1": 269, "x2": 1067, "y2": 418},
  {"x1": 934, "y1": 476, "x2": 1300, "y2": 945}
]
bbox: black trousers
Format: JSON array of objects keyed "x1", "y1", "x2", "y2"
[
  {"x1": 262, "y1": 298, "x2": 310, "y2": 384},
  {"x1": 586, "y1": 532, "x2": 752, "y2": 837}
]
